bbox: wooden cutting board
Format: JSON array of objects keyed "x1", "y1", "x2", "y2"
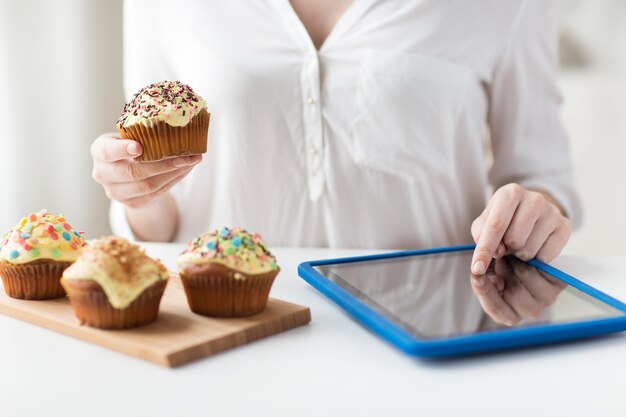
[{"x1": 0, "y1": 273, "x2": 311, "y2": 367}]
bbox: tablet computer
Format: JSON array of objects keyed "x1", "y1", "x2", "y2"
[{"x1": 298, "y1": 244, "x2": 626, "y2": 358}]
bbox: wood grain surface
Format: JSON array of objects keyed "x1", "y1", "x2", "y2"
[{"x1": 0, "y1": 273, "x2": 311, "y2": 367}]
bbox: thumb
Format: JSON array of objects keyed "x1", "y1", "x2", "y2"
[{"x1": 91, "y1": 133, "x2": 143, "y2": 162}]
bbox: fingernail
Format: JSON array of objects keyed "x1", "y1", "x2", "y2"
[
  {"x1": 127, "y1": 143, "x2": 140, "y2": 156},
  {"x1": 472, "y1": 260, "x2": 486, "y2": 275},
  {"x1": 472, "y1": 275, "x2": 486, "y2": 287}
]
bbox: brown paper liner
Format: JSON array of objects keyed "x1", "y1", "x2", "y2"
[
  {"x1": 0, "y1": 260, "x2": 70, "y2": 300},
  {"x1": 60, "y1": 278, "x2": 168, "y2": 329},
  {"x1": 180, "y1": 264, "x2": 279, "y2": 317},
  {"x1": 117, "y1": 108, "x2": 210, "y2": 162}
]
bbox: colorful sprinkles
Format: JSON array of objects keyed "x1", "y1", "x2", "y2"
[
  {"x1": 117, "y1": 80, "x2": 206, "y2": 128},
  {"x1": 179, "y1": 227, "x2": 278, "y2": 274},
  {"x1": 0, "y1": 210, "x2": 88, "y2": 263}
]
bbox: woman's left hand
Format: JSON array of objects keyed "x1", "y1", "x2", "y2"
[{"x1": 470, "y1": 183, "x2": 572, "y2": 275}]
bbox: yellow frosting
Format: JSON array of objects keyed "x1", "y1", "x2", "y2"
[
  {"x1": 0, "y1": 210, "x2": 87, "y2": 264},
  {"x1": 117, "y1": 80, "x2": 207, "y2": 128},
  {"x1": 177, "y1": 227, "x2": 278, "y2": 274},
  {"x1": 62, "y1": 236, "x2": 168, "y2": 309}
]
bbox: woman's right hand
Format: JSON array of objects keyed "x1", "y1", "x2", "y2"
[{"x1": 90, "y1": 133, "x2": 202, "y2": 208}]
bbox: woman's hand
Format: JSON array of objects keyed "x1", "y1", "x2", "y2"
[
  {"x1": 470, "y1": 183, "x2": 571, "y2": 275},
  {"x1": 90, "y1": 133, "x2": 202, "y2": 208}
]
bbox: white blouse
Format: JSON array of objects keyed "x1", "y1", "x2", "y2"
[{"x1": 111, "y1": 0, "x2": 582, "y2": 249}]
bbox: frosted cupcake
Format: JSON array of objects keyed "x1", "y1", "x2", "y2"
[
  {"x1": 0, "y1": 210, "x2": 87, "y2": 300},
  {"x1": 61, "y1": 236, "x2": 169, "y2": 329},
  {"x1": 116, "y1": 80, "x2": 210, "y2": 161},
  {"x1": 178, "y1": 227, "x2": 280, "y2": 317}
]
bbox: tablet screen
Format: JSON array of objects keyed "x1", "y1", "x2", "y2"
[{"x1": 315, "y1": 251, "x2": 624, "y2": 340}]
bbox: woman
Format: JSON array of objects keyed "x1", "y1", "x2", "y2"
[{"x1": 91, "y1": 0, "x2": 580, "y2": 278}]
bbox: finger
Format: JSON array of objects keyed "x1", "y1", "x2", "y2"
[
  {"x1": 120, "y1": 167, "x2": 191, "y2": 209},
  {"x1": 95, "y1": 154, "x2": 202, "y2": 184},
  {"x1": 535, "y1": 218, "x2": 572, "y2": 263},
  {"x1": 501, "y1": 192, "x2": 544, "y2": 252},
  {"x1": 91, "y1": 133, "x2": 143, "y2": 162},
  {"x1": 106, "y1": 167, "x2": 192, "y2": 201},
  {"x1": 472, "y1": 209, "x2": 505, "y2": 258},
  {"x1": 515, "y1": 214, "x2": 560, "y2": 261},
  {"x1": 471, "y1": 186, "x2": 523, "y2": 274},
  {"x1": 494, "y1": 242, "x2": 506, "y2": 259},
  {"x1": 470, "y1": 206, "x2": 488, "y2": 242},
  {"x1": 471, "y1": 274, "x2": 519, "y2": 326}
]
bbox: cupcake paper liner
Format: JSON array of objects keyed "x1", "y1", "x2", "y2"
[
  {"x1": 61, "y1": 278, "x2": 168, "y2": 329},
  {"x1": 180, "y1": 264, "x2": 279, "y2": 317},
  {"x1": 0, "y1": 260, "x2": 70, "y2": 300},
  {"x1": 117, "y1": 108, "x2": 210, "y2": 162}
]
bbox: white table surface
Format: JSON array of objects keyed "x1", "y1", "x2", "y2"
[{"x1": 1, "y1": 244, "x2": 626, "y2": 417}]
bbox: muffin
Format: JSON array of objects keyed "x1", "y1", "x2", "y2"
[
  {"x1": 116, "y1": 80, "x2": 210, "y2": 161},
  {"x1": 0, "y1": 210, "x2": 87, "y2": 300},
  {"x1": 61, "y1": 236, "x2": 169, "y2": 329},
  {"x1": 178, "y1": 227, "x2": 280, "y2": 317}
]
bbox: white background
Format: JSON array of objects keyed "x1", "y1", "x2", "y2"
[{"x1": 0, "y1": 0, "x2": 625, "y2": 255}]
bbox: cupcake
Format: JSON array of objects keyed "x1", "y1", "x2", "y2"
[
  {"x1": 178, "y1": 227, "x2": 280, "y2": 317},
  {"x1": 61, "y1": 236, "x2": 169, "y2": 329},
  {"x1": 116, "y1": 80, "x2": 210, "y2": 161},
  {"x1": 0, "y1": 210, "x2": 87, "y2": 300}
]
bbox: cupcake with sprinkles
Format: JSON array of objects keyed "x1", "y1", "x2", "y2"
[
  {"x1": 117, "y1": 80, "x2": 210, "y2": 161},
  {"x1": 178, "y1": 227, "x2": 280, "y2": 317},
  {"x1": 0, "y1": 210, "x2": 88, "y2": 300},
  {"x1": 61, "y1": 236, "x2": 169, "y2": 329}
]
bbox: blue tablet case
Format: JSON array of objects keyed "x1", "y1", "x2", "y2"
[{"x1": 298, "y1": 244, "x2": 626, "y2": 358}]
